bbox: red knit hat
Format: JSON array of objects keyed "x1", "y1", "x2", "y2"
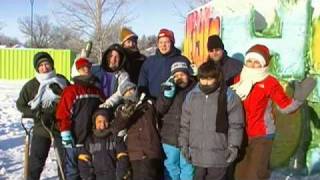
[
  {"x1": 245, "y1": 44, "x2": 270, "y2": 67},
  {"x1": 158, "y1": 28, "x2": 175, "y2": 44},
  {"x1": 75, "y1": 58, "x2": 92, "y2": 70}
]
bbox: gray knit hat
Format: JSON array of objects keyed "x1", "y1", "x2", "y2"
[{"x1": 119, "y1": 81, "x2": 137, "y2": 96}]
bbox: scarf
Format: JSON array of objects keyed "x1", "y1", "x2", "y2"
[
  {"x1": 231, "y1": 66, "x2": 269, "y2": 100},
  {"x1": 28, "y1": 70, "x2": 67, "y2": 110}
]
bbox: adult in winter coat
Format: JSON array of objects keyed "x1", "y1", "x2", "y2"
[
  {"x1": 232, "y1": 44, "x2": 316, "y2": 180},
  {"x1": 16, "y1": 52, "x2": 69, "y2": 180},
  {"x1": 113, "y1": 81, "x2": 163, "y2": 180},
  {"x1": 98, "y1": 44, "x2": 131, "y2": 108},
  {"x1": 179, "y1": 61, "x2": 244, "y2": 180},
  {"x1": 156, "y1": 62, "x2": 195, "y2": 180},
  {"x1": 78, "y1": 108, "x2": 130, "y2": 180},
  {"x1": 138, "y1": 28, "x2": 191, "y2": 99},
  {"x1": 120, "y1": 27, "x2": 146, "y2": 84},
  {"x1": 206, "y1": 35, "x2": 243, "y2": 86},
  {"x1": 56, "y1": 57, "x2": 105, "y2": 180}
]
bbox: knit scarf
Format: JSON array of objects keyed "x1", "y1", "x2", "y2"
[
  {"x1": 231, "y1": 66, "x2": 269, "y2": 100},
  {"x1": 28, "y1": 70, "x2": 67, "y2": 110}
]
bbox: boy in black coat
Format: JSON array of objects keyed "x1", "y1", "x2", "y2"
[{"x1": 78, "y1": 108, "x2": 130, "y2": 180}]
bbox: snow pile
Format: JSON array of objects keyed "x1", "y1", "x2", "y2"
[{"x1": 0, "y1": 80, "x2": 58, "y2": 180}]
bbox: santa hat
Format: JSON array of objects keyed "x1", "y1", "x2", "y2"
[
  {"x1": 75, "y1": 57, "x2": 92, "y2": 70},
  {"x1": 245, "y1": 44, "x2": 270, "y2": 67},
  {"x1": 120, "y1": 27, "x2": 138, "y2": 44},
  {"x1": 158, "y1": 28, "x2": 175, "y2": 44}
]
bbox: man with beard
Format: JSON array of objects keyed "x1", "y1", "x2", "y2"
[
  {"x1": 120, "y1": 27, "x2": 146, "y2": 84},
  {"x1": 179, "y1": 61, "x2": 244, "y2": 180},
  {"x1": 138, "y1": 28, "x2": 191, "y2": 99},
  {"x1": 206, "y1": 35, "x2": 243, "y2": 86},
  {"x1": 16, "y1": 52, "x2": 69, "y2": 180},
  {"x1": 56, "y1": 57, "x2": 105, "y2": 180},
  {"x1": 156, "y1": 62, "x2": 196, "y2": 180}
]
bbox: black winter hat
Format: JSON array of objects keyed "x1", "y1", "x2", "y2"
[
  {"x1": 33, "y1": 52, "x2": 54, "y2": 71},
  {"x1": 92, "y1": 108, "x2": 114, "y2": 126},
  {"x1": 207, "y1": 35, "x2": 224, "y2": 51}
]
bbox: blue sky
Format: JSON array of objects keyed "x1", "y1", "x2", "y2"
[{"x1": 0, "y1": 0, "x2": 191, "y2": 46}]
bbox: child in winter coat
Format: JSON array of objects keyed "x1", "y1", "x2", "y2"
[
  {"x1": 156, "y1": 61, "x2": 195, "y2": 180},
  {"x1": 179, "y1": 61, "x2": 244, "y2": 180},
  {"x1": 78, "y1": 108, "x2": 130, "y2": 180},
  {"x1": 232, "y1": 44, "x2": 316, "y2": 180},
  {"x1": 113, "y1": 81, "x2": 163, "y2": 180}
]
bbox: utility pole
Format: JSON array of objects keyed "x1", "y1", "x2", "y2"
[{"x1": 30, "y1": 0, "x2": 34, "y2": 48}]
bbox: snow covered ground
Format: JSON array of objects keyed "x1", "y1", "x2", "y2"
[
  {"x1": 0, "y1": 80, "x2": 58, "y2": 180},
  {"x1": 0, "y1": 80, "x2": 319, "y2": 180}
]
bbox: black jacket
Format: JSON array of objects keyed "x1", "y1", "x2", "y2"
[
  {"x1": 214, "y1": 51, "x2": 243, "y2": 86},
  {"x1": 156, "y1": 79, "x2": 196, "y2": 146},
  {"x1": 78, "y1": 133, "x2": 129, "y2": 180},
  {"x1": 16, "y1": 74, "x2": 69, "y2": 138},
  {"x1": 123, "y1": 48, "x2": 146, "y2": 84}
]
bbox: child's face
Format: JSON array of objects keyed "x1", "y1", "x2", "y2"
[
  {"x1": 199, "y1": 77, "x2": 217, "y2": 86},
  {"x1": 95, "y1": 115, "x2": 109, "y2": 130},
  {"x1": 123, "y1": 88, "x2": 136, "y2": 97},
  {"x1": 245, "y1": 59, "x2": 263, "y2": 69},
  {"x1": 78, "y1": 66, "x2": 92, "y2": 76}
]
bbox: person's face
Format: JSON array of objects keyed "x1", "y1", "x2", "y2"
[
  {"x1": 123, "y1": 39, "x2": 137, "y2": 49},
  {"x1": 199, "y1": 77, "x2": 217, "y2": 86},
  {"x1": 107, "y1": 50, "x2": 120, "y2": 70},
  {"x1": 123, "y1": 88, "x2": 136, "y2": 97},
  {"x1": 208, "y1": 48, "x2": 224, "y2": 62},
  {"x1": 245, "y1": 59, "x2": 263, "y2": 69},
  {"x1": 158, "y1": 37, "x2": 172, "y2": 55},
  {"x1": 38, "y1": 61, "x2": 53, "y2": 74},
  {"x1": 78, "y1": 66, "x2": 91, "y2": 76},
  {"x1": 95, "y1": 115, "x2": 109, "y2": 130},
  {"x1": 173, "y1": 71, "x2": 189, "y2": 88}
]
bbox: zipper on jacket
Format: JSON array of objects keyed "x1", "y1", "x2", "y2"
[{"x1": 202, "y1": 95, "x2": 208, "y2": 150}]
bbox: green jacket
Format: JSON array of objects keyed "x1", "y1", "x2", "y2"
[{"x1": 16, "y1": 74, "x2": 69, "y2": 138}]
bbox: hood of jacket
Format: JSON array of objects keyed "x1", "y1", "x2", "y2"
[{"x1": 101, "y1": 43, "x2": 127, "y2": 72}]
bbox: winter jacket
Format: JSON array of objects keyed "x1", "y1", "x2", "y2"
[
  {"x1": 95, "y1": 44, "x2": 131, "y2": 107},
  {"x1": 156, "y1": 80, "x2": 196, "y2": 147},
  {"x1": 56, "y1": 75, "x2": 105, "y2": 145},
  {"x1": 16, "y1": 74, "x2": 69, "y2": 138},
  {"x1": 123, "y1": 48, "x2": 146, "y2": 84},
  {"x1": 216, "y1": 51, "x2": 243, "y2": 86},
  {"x1": 179, "y1": 84, "x2": 244, "y2": 168},
  {"x1": 114, "y1": 100, "x2": 163, "y2": 161},
  {"x1": 78, "y1": 133, "x2": 130, "y2": 180},
  {"x1": 138, "y1": 47, "x2": 191, "y2": 99},
  {"x1": 234, "y1": 75, "x2": 302, "y2": 138}
]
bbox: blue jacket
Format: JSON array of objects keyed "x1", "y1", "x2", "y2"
[{"x1": 138, "y1": 47, "x2": 191, "y2": 99}]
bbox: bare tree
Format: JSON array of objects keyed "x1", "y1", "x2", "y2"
[
  {"x1": 0, "y1": 34, "x2": 21, "y2": 47},
  {"x1": 172, "y1": 0, "x2": 212, "y2": 21},
  {"x1": 56, "y1": 0, "x2": 132, "y2": 62},
  {"x1": 18, "y1": 15, "x2": 54, "y2": 48}
]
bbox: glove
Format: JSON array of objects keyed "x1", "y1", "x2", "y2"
[
  {"x1": 61, "y1": 131, "x2": 74, "y2": 148},
  {"x1": 181, "y1": 146, "x2": 191, "y2": 163},
  {"x1": 226, "y1": 146, "x2": 238, "y2": 163},
  {"x1": 78, "y1": 154, "x2": 91, "y2": 162},
  {"x1": 163, "y1": 77, "x2": 176, "y2": 98},
  {"x1": 190, "y1": 63, "x2": 198, "y2": 76},
  {"x1": 99, "y1": 101, "x2": 113, "y2": 108},
  {"x1": 293, "y1": 77, "x2": 316, "y2": 101},
  {"x1": 116, "y1": 156, "x2": 131, "y2": 180},
  {"x1": 119, "y1": 103, "x2": 136, "y2": 120}
]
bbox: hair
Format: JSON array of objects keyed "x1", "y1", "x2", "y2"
[{"x1": 198, "y1": 60, "x2": 222, "y2": 80}]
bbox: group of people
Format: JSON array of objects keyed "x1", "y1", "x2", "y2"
[{"x1": 16, "y1": 26, "x2": 316, "y2": 180}]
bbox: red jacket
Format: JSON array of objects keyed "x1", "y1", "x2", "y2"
[
  {"x1": 56, "y1": 83, "x2": 104, "y2": 144},
  {"x1": 234, "y1": 75, "x2": 301, "y2": 138}
]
